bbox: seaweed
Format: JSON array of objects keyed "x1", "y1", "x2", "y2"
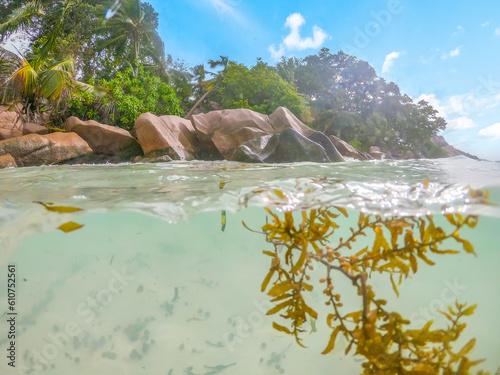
[
  {"x1": 249, "y1": 203, "x2": 490, "y2": 375},
  {"x1": 34, "y1": 201, "x2": 85, "y2": 233}
]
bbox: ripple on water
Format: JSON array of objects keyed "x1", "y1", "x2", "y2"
[{"x1": 0, "y1": 157, "x2": 499, "y2": 224}]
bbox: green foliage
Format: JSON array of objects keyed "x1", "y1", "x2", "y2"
[
  {"x1": 0, "y1": 46, "x2": 88, "y2": 123},
  {"x1": 1, "y1": 0, "x2": 163, "y2": 81},
  {"x1": 184, "y1": 56, "x2": 229, "y2": 117},
  {"x1": 421, "y1": 139, "x2": 448, "y2": 159},
  {"x1": 217, "y1": 61, "x2": 306, "y2": 118},
  {"x1": 68, "y1": 64, "x2": 183, "y2": 129},
  {"x1": 348, "y1": 139, "x2": 363, "y2": 151},
  {"x1": 249, "y1": 192, "x2": 489, "y2": 374},
  {"x1": 278, "y1": 48, "x2": 447, "y2": 156},
  {"x1": 98, "y1": 0, "x2": 159, "y2": 64}
]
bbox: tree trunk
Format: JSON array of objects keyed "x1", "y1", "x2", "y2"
[{"x1": 184, "y1": 86, "x2": 216, "y2": 119}]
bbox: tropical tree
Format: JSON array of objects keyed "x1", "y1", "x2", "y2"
[
  {"x1": 0, "y1": 0, "x2": 80, "y2": 60},
  {"x1": 0, "y1": 46, "x2": 89, "y2": 124},
  {"x1": 98, "y1": 0, "x2": 159, "y2": 69},
  {"x1": 1, "y1": 0, "x2": 163, "y2": 81},
  {"x1": 0, "y1": 0, "x2": 43, "y2": 40},
  {"x1": 216, "y1": 60, "x2": 306, "y2": 117},
  {"x1": 0, "y1": 0, "x2": 105, "y2": 79},
  {"x1": 277, "y1": 48, "x2": 448, "y2": 155},
  {"x1": 184, "y1": 56, "x2": 229, "y2": 118}
]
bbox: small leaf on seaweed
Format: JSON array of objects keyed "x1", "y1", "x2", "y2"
[
  {"x1": 58, "y1": 222, "x2": 84, "y2": 233},
  {"x1": 35, "y1": 201, "x2": 83, "y2": 213}
]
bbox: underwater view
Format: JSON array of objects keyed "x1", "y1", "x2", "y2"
[{"x1": 0, "y1": 157, "x2": 499, "y2": 374}]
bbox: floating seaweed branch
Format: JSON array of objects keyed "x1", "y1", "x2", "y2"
[{"x1": 248, "y1": 200, "x2": 490, "y2": 375}]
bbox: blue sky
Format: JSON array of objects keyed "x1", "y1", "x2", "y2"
[{"x1": 149, "y1": 0, "x2": 500, "y2": 160}]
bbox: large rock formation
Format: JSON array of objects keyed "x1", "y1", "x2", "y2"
[
  {"x1": 368, "y1": 146, "x2": 392, "y2": 160},
  {"x1": 191, "y1": 109, "x2": 274, "y2": 160},
  {"x1": 0, "y1": 111, "x2": 22, "y2": 140},
  {"x1": 0, "y1": 110, "x2": 18, "y2": 127},
  {"x1": 135, "y1": 113, "x2": 198, "y2": 160},
  {"x1": 308, "y1": 132, "x2": 344, "y2": 162},
  {"x1": 0, "y1": 133, "x2": 93, "y2": 167},
  {"x1": 65, "y1": 117, "x2": 142, "y2": 159},
  {"x1": 231, "y1": 128, "x2": 340, "y2": 163},
  {"x1": 189, "y1": 107, "x2": 321, "y2": 161},
  {"x1": 0, "y1": 128, "x2": 22, "y2": 141},
  {"x1": 0, "y1": 107, "x2": 357, "y2": 168},
  {"x1": 329, "y1": 135, "x2": 367, "y2": 161},
  {"x1": 269, "y1": 106, "x2": 315, "y2": 137},
  {"x1": 431, "y1": 135, "x2": 479, "y2": 160}
]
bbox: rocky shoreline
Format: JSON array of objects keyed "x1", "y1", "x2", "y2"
[{"x1": 0, "y1": 106, "x2": 475, "y2": 169}]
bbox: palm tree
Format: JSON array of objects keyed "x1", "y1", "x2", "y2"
[
  {"x1": 143, "y1": 35, "x2": 182, "y2": 85},
  {"x1": 0, "y1": 0, "x2": 79, "y2": 63},
  {"x1": 142, "y1": 36, "x2": 193, "y2": 112},
  {"x1": 0, "y1": 46, "x2": 90, "y2": 124},
  {"x1": 0, "y1": 0, "x2": 44, "y2": 42},
  {"x1": 98, "y1": 0, "x2": 158, "y2": 68},
  {"x1": 184, "y1": 56, "x2": 229, "y2": 118}
]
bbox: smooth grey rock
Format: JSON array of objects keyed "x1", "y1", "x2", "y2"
[
  {"x1": 307, "y1": 132, "x2": 344, "y2": 162},
  {"x1": 233, "y1": 128, "x2": 333, "y2": 163},
  {"x1": 329, "y1": 135, "x2": 367, "y2": 160}
]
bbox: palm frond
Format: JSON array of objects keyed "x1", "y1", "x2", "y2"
[
  {"x1": 38, "y1": 57, "x2": 77, "y2": 100},
  {"x1": 49, "y1": 58, "x2": 75, "y2": 73},
  {"x1": 74, "y1": 80, "x2": 99, "y2": 95},
  {"x1": 35, "y1": 0, "x2": 78, "y2": 62},
  {"x1": 8, "y1": 58, "x2": 38, "y2": 96},
  {"x1": 0, "y1": 46, "x2": 21, "y2": 78},
  {"x1": 39, "y1": 68, "x2": 72, "y2": 100},
  {"x1": 0, "y1": 0, "x2": 44, "y2": 40}
]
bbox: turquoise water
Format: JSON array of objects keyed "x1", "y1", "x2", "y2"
[{"x1": 0, "y1": 157, "x2": 500, "y2": 374}]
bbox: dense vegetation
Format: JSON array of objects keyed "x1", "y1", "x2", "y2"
[
  {"x1": 0, "y1": 0, "x2": 447, "y2": 157},
  {"x1": 68, "y1": 64, "x2": 183, "y2": 129}
]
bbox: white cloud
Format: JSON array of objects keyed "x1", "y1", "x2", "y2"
[
  {"x1": 452, "y1": 26, "x2": 464, "y2": 36},
  {"x1": 283, "y1": 13, "x2": 329, "y2": 50},
  {"x1": 268, "y1": 44, "x2": 285, "y2": 60},
  {"x1": 441, "y1": 46, "x2": 462, "y2": 59},
  {"x1": 495, "y1": 28, "x2": 500, "y2": 36},
  {"x1": 381, "y1": 51, "x2": 401, "y2": 74},
  {"x1": 268, "y1": 13, "x2": 329, "y2": 59},
  {"x1": 447, "y1": 94, "x2": 468, "y2": 114},
  {"x1": 415, "y1": 93, "x2": 446, "y2": 117},
  {"x1": 449, "y1": 47, "x2": 461, "y2": 57},
  {"x1": 482, "y1": 20, "x2": 490, "y2": 27},
  {"x1": 201, "y1": 0, "x2": 249, "y2": 27},
  {"x1": 478, "y1": 123, "x2": 500, "y2": 140},
  {"x1": 420, "y1": 56, "x2": 434, "y2": 64},
  {"x1": 446, "y1": 117, "x2": 477, "y2": 130},
  {"x1": 415, "y1": 90, "x2": 500, "y2": 120},
  {"x1": 446, "y1": 92, "x2": 500, "y2": 116}
]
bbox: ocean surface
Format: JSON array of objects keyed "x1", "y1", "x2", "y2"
[{"x1": 0, "y1": 156, "x2": 499, "y2": 375}]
